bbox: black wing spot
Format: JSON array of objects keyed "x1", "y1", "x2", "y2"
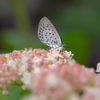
[
  {"x1": 46, "y1": 39, "x2": 49, "y2": 42},
  {"x1": 39, "y1": 30, "x2": 41, "y2": 32},
  {"x1": 41, "y1": 39, "x2": 44, "y2": 41},
  {"x1": 40, "y1": 28, "x2": 42, "y2": 30},
  {"x1": 49, "y1": 33, "x2": 51, "y2": 34},
  {"x1": 54, "y1": 41, "x2": 57, "y2": 44},
  {"x1": 52, "y1": 34, "x2": 54, "y2": 35}
]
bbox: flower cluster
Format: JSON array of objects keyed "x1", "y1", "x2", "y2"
[
  {"x1": 0, "y1": 48, "x2": 73, "y2": 95},
  {"x1": 0, "y1": 47, "x2": 100, "y2": 100},
  {"x1": 23, "y1": 61, "x2": 100, "y2": 100}
]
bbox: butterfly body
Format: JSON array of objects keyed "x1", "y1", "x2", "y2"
[{"x1": 37, "y1": 17, "x2": 64, "y2": 48}]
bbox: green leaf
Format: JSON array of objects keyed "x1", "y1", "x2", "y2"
[{"x1": 20, "y1": 89, "x2": 31, "y2": 99}]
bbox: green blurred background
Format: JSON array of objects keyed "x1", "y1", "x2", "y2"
[{"x1": 0, "y1": 0, "x2": 100, "y2": 99}]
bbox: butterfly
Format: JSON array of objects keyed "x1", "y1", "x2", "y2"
[{"x1": 37, "y1": 17, "x2": 65, "y2": 48}]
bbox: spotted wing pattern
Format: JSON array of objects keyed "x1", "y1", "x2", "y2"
[{"x1": 37, "y1": 17, "x2": 62, "y2": 47}]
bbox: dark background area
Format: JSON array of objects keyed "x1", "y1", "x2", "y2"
[
  {"x1": 0, "y1": 0, "x2": 100, "y2": 99},
  {"x1": 0, "y1": 0, "x2": 100, "y2": 67}
]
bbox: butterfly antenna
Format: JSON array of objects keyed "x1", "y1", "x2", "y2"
[
  {"x1": 65, "y1": 41, "x2": 77, "y2": 45},
  {"x1": 65, "y1": 44, "x2": 69, "y2": 48}
]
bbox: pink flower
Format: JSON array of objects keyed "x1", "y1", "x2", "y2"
[
  {"x1": 81, "y1": 87, "x2": 100, "y2": 100},
  {"x1": 0, "y1": 47, "x2": 99, "y2": 100},
  {"x1": 27, "y1": 60, "x2": 99, "y2": 100}
]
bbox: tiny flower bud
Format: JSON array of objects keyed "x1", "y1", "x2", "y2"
[{"x1": 2, "y1": 90, "x2": 8, "y2": 95}]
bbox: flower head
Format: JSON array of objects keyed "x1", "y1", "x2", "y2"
[
  {"x1": 0, "y1": 48, "x2": 100, "y2": 100},
  {"x1": 0, "y1": 48, "x2": 73, "y2": 95}
]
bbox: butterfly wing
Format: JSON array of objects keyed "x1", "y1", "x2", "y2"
[{"x1": 37, "y1": 17, "x2": 62, "y2": 47}]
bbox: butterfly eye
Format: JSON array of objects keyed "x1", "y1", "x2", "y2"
[{"x1": 62, "y1": 42, "x2": 65, "y2": 46}]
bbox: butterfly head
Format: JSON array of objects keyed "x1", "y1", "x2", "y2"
[{"x1": 62, "y1": 42, "x2": 65, "y2": 46}]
